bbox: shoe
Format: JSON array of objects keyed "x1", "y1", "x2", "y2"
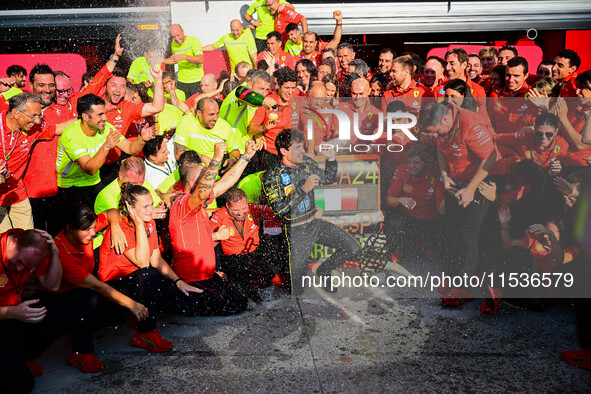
[
  {"x1": 391, "y1": 250, "x2": 403, "y2": 263},
  {"x1": 67, "y1": 351, "x2": 104, "y2": 373},
  {"x1": 271, "y1": 274, "x2": 289, "y2": 288},
  {"x1": 441, "y1": 288, "x2": 474, "y2": 307},
  {"x1": 25, "y1": 360, "x2": 44, "y2": 377},
  {"x1": 131, "y1": 329, "x2": 173, "y2": 352},
  {"x1": 562, "y1": 348, "x2": 591, "y2": 371},
  {"x1": 480, "y1": 299, "x2": 500, "y2": 314}
]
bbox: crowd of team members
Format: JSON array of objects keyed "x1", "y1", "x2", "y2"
[{"x1": 1, "y1": 1, "x2": 591, "y2": 391}]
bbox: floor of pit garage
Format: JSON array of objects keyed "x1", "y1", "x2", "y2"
[{"x1": 32, "y1": 260, "x2": 591, "y2": 393}]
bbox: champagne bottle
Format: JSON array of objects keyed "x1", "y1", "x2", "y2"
[{"x1": 235, "y1": 85, "x2": 278, "y2": 110}]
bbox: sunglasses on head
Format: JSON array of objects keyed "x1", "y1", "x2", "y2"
[{"x1": 535, "y1": 131, "x2": 555, "y2": 139}]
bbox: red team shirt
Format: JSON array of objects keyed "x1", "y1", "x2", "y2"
[
  {"x1": 275, "y1": 7, "x2": 303, "y2": 44},
  {"x1": 387, "y1": 164, "x2": 444, "y2": 221},
  {"x1": 0, "y1": 229, "x2": 49, "y2": 306},
  {"x1": 169, "y1": 193, "x2": 217, "y2": 283},
  {"x1": 0, "y1": 112, "x2": 54, "y2": 206},
  {"x1": 209, "y1": 203, "x2": 275, "y2": 256},
  {"x1": 52, "y1": 213, "x2": 108, "y2": 293},
  {"x1": 436, "y1": 106, "x2": 506, "y2": 183},
  {"x1": 557, "y1": 73, "x2": 578, "y2": 97},
  {"x1": 98, "y1": 217, "x2": 159, "y2": 282},
  {"x1": 256, "y1": 50, "x2": 296, "y2": 71},
  {"x1": 488, "y1": 84, "x2": 539, "y2": 135},
  {"x1": 497, "y1": 130, "x2": 572, "y2": 169}
]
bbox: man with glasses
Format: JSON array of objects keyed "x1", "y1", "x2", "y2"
[{"x1": 0, "y1": 93, "x2": 56, "y2": 232}]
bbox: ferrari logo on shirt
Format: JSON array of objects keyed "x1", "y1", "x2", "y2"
[
  {"x1": 495, "y1": 102, "x2": 502, "y2": 112},
  {"x1": 284, "y1": 184, "x2": 294, "y2": 196},
  {"x1": 414, "y1": 91, "x2": 420, "y2": 98},
  {"x1": 525, "y1": 151, "x2": 532, "y2": 159},
  {"x1": 0, "y1": 274, "x2": 6, "y2": 287},
  {"x1": 403, "y1": 184, "x2": 413, "y2": 193},
  {"x1": 554, "y1": 145, "x2": 561, "y2": 153},
  {"x1": 281, "y1": 56, "x2": 286, "y2": 61},
  {"x1": 368, "y1": 113, "x2": 373, "y2": 120},
  {"x1": 535, "y1": 243, "x2": 545, "y2": 252}
]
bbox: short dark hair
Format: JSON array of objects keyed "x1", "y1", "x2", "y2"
[
  {"x1": 426, "y1": 56, "x2": 446, "y2": 69},
  {"x1": 15, "y1": 230, "x2": 50, "y2": 256},
  {"x1": 6, "y1": 65, "x2": 26, "y2": 78},
  {"x1": 110, "y1": 67, "x2": 126, "y2": 80},
  {"x1": 386, "y1": 100, "x2": 407, "y2": 113},
  {"x1": 77, "y1": 94, "x2": 105, "y2": 119},
  {"x1": 143, "y1": 135, "x2": 165, "y2": 158},
  {"x1": 178, "y1": 150, "x2": 202, "y2": 185},
  {"x1": 274, "y1": 67, "x2": 297, "y2": 88},
  {"x1": 197, "y1": 96, "x2": 217, "y2": 113},
  {"x1": 539, "y1": 59, "x2": 554, "y2": 68},
  {"x1": 275, "y1": 128, "x2": 305, "y2": 157},
  {"x1": 506, "y1": 56, "x2": 529, "y2": 75},
  {"x1": 370, "y1": 73, "x2": 388, "y2": 87},
  {"x1": 162, "y1": 71, "x2": 175, "y2": 80},
  {"x1": 407, "y1": 145, "x2": 431, "y2": 163},
  {"x1": 285, "y1": 22, "x2": 300, "y2": 34},
  {"x1": 556, "y1": 49, "x2": 581, "y2": 71},
  {"x1": 65, "y1": 204, "x2": 97, "y2": 231},
  {"x1": 534, "y1": 112, "x2": 559, "y2": 129},
  {"x1": 417, "y1": 102, "x2": 449, "y2": 129},
  {"x1": 499, "y1": 45, "x2": 518, "y2": 57},
  {"x1": 321, "y1": 48, "x2": 337, "y2": 58},
  {"x1": 226, "y1": 188, "x2": 247, "y2": 204},
  {"x1": 29, "y1": 64, "x2": 54, "y2": 84},
  {"x1": 468, "y1": 53, "x2": 481, "y2": 61},
  {"x1": 379, "y1": 48, "x2": 396, "y2": 58},
  {"x1": 267, "y1": 31, "x2": 282, "y2": 42},
  {"x1": 445, "y1": 48, "x2": 468, "y2": 64},
  {"x1": 82, "y1": 72, "x2": 94, "y2": 85}
]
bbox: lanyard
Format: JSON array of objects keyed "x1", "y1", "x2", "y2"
[
  {"x1": 146, "y1": 160, "x2": 172, "y2": 176},
  {"x1": 0, "y1": 112, "x2": 19, "y2": 163},
  {"x1": 533, "y1": 137, "x2": 557, "y2": 169},
  {"x1": 232, "y1": 219, "x2": 245, "y2": 240},
  {"x1": 0, "y1": 236, "x2": 25, "y2": 303}
]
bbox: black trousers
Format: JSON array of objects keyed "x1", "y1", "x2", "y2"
[
  {"x1": 106, "y1": 266, "x2": 160, "y2": 333},
  {"x1": 29, "y1": 195, "x2": 65, "y2": 237},
  {"x1": 40, "y1": 288, "x2": 98, "y2": 354},
  {"x1": 59, "y1": 182, "x2": 105, "y2": 210},
  {"x1": 286, "y1": 219, "x2": 361, "y2": 294},
  {"x1": 162, "y1": 274, "x2": 247, "y2": 316},
  {"x1": 220, "y1": 248, "x2": 276, "y2": 293},
  {"x1": 0, "y1": 320, "x2": 34, "y2": 394},
  {"x1": 443, "y1": 188, "x2": 490, "y2": 282}
]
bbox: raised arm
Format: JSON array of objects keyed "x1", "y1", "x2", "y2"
[
  {"x1": 140, "y1": 66, "x2": 165, "y2": 117},
  {"x1": 188, "y1": 142, "x2": 226, "y2": 210},
  {"x1": 212, "y1": 140, "x2": 259, "y2": 197},
  {"x1": 326, "y1": 11, "x2": 343, "y2": 50}
]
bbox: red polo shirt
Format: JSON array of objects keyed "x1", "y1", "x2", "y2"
[
  {"x1": 0, "y1": 112, "x2": 54, "y2": 206},
  {"x1": 383, "y1": 80, "x2": 432, "y2": 116},
  {"x1": 497, "y1": 130, "x2": 571, "y2": 169},
  {"x1": 103, "y1": 100, "x2": 145, "y2": 164},
  {"x1": 98, "y1": 217, "x2": 159, "y2": 282},
  {"x1": 0, "y1": 229, "x2": 49, "y2": 306},
  {"x1": 169, "y1": 193, "x2": 217, "y2": 283},
  {"x1": 210, "y1": 203, "x2": 276, "y2": 256},
  {"x1": 275, "y1": 7, "x2": 304, "y2": 44},
  {"x1": 436, "y1": 107, "x2": 506, "y2": 183},
  {"x1": 251, "y1": 92, "x2": 292, "y2": 155},
  {"x1": 23, "y1": 103, "x2": 75, "y2": 198},
  {"x1": 488, "y1": 83, "x2": 539, "y2": 135},
  {"x1": 295, "y1": 41, "x2": 328, "y2": 68},
  {"x1": 256, "y1": 50, "x2": 296, "y2": 71},
  {"x1": 561, "y1": 103, "x2": 591, "y2": 166},
  {"x1": 387, "y1": 164, "x2": 443, "y2": 221},
  {"x1": 558, "y1": 73, "x2": 578, "y2": 98}
]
